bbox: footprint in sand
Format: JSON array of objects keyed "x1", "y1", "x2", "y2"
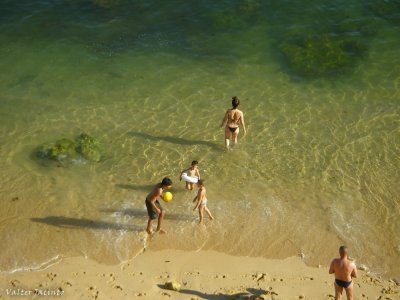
[
  {"x1": 106, "y1": 273, "x2": 116, "y2": 284},
  {"x1": 87, "y1": 286, "x2": 99, "y2": 300},
  {"x1": 300, "y1": 276, "x2": 314, "y2": 281},
  {"x1": 253, "y1": 273, "x2": 267, "y2": 281},
  {"x1": 112, "y1": 284, "x2": 123, "y2": 291},
  {"x1": 183, "y1": 271, "x2": 200, "y2": 276},
  {"x1": 376, "y1": 296, "x2": 393, "y2": 300},
  {"x1": 62, "y1": 281, "x2": 73, "y2": 287},
  {"x1": 381, "y1": 286, "x2": 399, "y2": 295},
  {"x1": 10, "y1": 279, "x2": 20, "y2": 287},
  {"x1": 46, "y1": 272, "x2": 57, "y2": 281}
]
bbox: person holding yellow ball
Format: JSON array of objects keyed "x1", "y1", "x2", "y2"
[{"x1": 145, "y1": 177, "x2": 173, "y2": 234}]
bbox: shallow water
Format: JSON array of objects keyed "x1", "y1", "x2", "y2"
[{"x1": 0, "y1": 0, "x2": 399, "y2": 279}]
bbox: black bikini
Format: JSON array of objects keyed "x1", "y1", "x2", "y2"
[
  {"x1": 335, "y1": 279, "x2": 352, "y2": 288},
  {"x1": 228, "y1": 126, "x2": 238, "y2": 133}
]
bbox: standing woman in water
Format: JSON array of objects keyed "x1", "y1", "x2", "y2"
[{"x1": 220, "y1": 96, "x2": 247, "y2": 148}]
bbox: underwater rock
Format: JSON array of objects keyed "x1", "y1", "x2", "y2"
[
  {"x1": 37, "y1": 138, "x2": 77, "y2": 161},
  {"x1": 279, "y1": 34, "x2": 367, "y2": 77},
  {"x1": 76, "y1": 133, "x2": 101, "y2": 162},
  {"x1": 36, "y1": 133, "x2": 102, "y2": 165},
  {"x1": 165, "y1": 281, "x2": 181, "y2": 292}
]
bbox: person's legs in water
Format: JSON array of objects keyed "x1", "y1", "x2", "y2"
[
  {"x1": 204, "y1": 206, "x2": 214, "y2": 220},
  {"x1": 146, "y1": 218, "x2": 154, "y2": 234},
  {"x1": 156, "y1": 210, "x2": 166, "y2": 234},
  {"x1": 224, "y1": 126, "x2": 231, "y2": 148},
  {"x1": 198, "y1": 204, "x2": 204, "y2": 224},
  {"x1": 232, "y1": 127, "x2": 240, "y2": 146}
]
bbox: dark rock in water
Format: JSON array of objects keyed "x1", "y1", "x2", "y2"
[
  {"x1": 279, "y1": 34, "x2": 367, "y2": 77},
  {"x1": 35, "y1": 133, "x2": 102, "y2": 166},
  {"x1": 37, "y1": 138, "x2": 77, "y2": 161},
  {"x1": 76, "y1": 133, "x2": 101, "y2": 162}
]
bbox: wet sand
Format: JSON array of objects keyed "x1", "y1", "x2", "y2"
[{"x1": 1, "y1": 249, "x2": 399, "y2": 300}]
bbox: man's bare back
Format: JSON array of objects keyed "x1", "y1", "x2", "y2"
[
  {"x1": 330, "y1": 258, "x2": 357, "y2": 282},
  {"x1": 329, "y1": 246, "x2": 358, "y2": 300}
]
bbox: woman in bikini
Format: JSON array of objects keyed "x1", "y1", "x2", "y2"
[{"x1": 220, "y1": 96, "x2": 247, "y2": 149}]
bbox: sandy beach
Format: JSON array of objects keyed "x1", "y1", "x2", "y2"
[
  {"x1": 1, "y1": 250, "x2": 399, "y2": 300},
  {"x1": 1, "y1": 2, "x2": 400, "y2": 299}
]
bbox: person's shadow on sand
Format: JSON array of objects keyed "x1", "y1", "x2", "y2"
[
  {"x1": 128, "y1": 131, "x2": 221, "y2": 151},
  {"x1": 158, "y1": 285, "x2": 270, "y2": 300}
]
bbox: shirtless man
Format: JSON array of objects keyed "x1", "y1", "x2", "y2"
[
  {"x1": 329, "y1": 246, "x2": 358, "y2": 300},
  {"x1": 220, "y1": 96, "x2": 247, "y2": 149},
  {"x1": 145, "y1": 177, "x2": 172, "y2": 234}
]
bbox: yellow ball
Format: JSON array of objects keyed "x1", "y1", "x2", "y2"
[{"x1": 162, "y1": 191, "x2": 173, "y2": 202}]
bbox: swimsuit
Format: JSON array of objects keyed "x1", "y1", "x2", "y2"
[
  {"x1": 335, "y1": 279, "x2": 352, "y2": 288},
  {"x1": 145, "y1": 198, "x2": 163, "y2": 220},
  {"x1": 228, "y1": 126, "x2": 238, "y2": 133},
  {"x1": 201, "y1": 198, "x2": 208, "y2": 206}
]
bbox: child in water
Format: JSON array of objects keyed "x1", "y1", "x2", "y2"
[
  {"x1": 180, "y1": 160, "x2": 201, "y2": 190},
  {"x1": 193, "y1": 179, "x2": 214, "y2": 224}
]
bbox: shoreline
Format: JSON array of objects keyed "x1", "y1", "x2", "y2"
[{"x1": 1, "y1": 250, "x2": 399, "y2": 299}]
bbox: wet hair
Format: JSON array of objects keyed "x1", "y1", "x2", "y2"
[
  {"x1": 197, "y1": 179, "x2": 204, "y2": 185},
  {"x1": 161, "y1": 177, "x2": 173, "y2": 187},
  {"x1": 232, "y1": 96, "x2": 240, "y2": 108},
  {"x1": 191, "y1": 160, "x2": 199, "y2": 166},
  {"x1": 339, "y1": 246, "x2": 348, "y2": 257}
]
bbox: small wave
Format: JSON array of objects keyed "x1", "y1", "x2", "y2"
[{"x1": 2, "y1": 255, "x2": 62, "y2": 274}]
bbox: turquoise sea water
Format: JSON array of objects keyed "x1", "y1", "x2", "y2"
[{"x1": 0, "y1": 0, "x2": 399, "y2": 279}]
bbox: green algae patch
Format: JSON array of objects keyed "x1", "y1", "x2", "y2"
[
  {"x1": 279, "y1": 35, "x2": 367, "y2": 77},
  {"x1": 40, "y1": 138, "x2": 77, "y2": 161},
  {"x1": 76, "y1": 133, "x2": 101, "y2": 163},
  {"x1": 35, "y1": 133, "x2": 102, "y2": 166}
]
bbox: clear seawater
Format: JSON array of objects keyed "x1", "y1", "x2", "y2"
[{"x1": 0, "y1": 0, "x2": 399, "y2": 279}]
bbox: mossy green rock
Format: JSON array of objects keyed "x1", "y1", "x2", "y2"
[
  {"x1": 165, "y1": 281, "x2": 181, "y2": 292},
  {"x1": 36, "y1": 133, "x2": 102, "y2": 164},
  {"x1": 76, "y1": 133, "x2": 101, "y2": 162},
  {"x1": 280, "y1": 35, "x2": 366, "y2": 77},
  {"x1": 38, "y1": 138, "x2": 77, "y2": 161}
]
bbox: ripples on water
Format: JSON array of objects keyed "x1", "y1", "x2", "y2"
[{"x1": 0, "y1": 0, "x2": 399, "y2": 279}]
